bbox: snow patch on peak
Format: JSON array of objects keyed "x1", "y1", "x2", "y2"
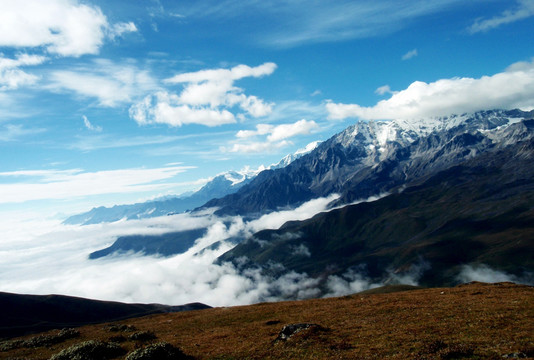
[
  {"x1": 295, "y1": 140, "x2": 321, "y2": 155},
  {"x1": 270, "y1": 140, "x2": 323, "y2": 169}
]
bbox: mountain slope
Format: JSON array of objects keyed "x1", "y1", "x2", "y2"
[
  {"x1": 204, "y1": 109, "x2": 533, "y2": 216},
  {"x1": 218, "y1": 129, "x2": 534, "y2": 287},
  {"x1": 0, "y1": 292, "x2": 210, "y2": 339}
]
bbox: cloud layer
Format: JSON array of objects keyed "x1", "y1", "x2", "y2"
[
  {"x1": 0, "y1": 196, "x2": 341, "y2": 306},
  {"x1": 176, "y1": 0, "x2": 483, "y2": 48},
  {"x1": 0, "y1": 166, "x2": 194, "y2": 204},
  {"x1": 327, "y1": 59, "x2": 534, "y2": 120}
]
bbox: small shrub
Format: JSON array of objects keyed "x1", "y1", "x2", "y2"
[
  {"x1": 0, "y1": 339, "x2": 23, "y2": 351},
  {"x1": 0, "y1": 328, "x2": 80, "y2": 351},
  {"x1": 128, "y1": 331, "x2": 157, "y2": 342},
  {"x1": 108, "y1": 335, "x2": 127, "y2": 343},
  {"x1": 439, "y1": 343, "x2": 475, "y2": 359},
  {"x1": 125, "y1": 342, "x2": 193, "y2": 360},
  {"x1": 105, "y1": 324, "x2": 137, "y2": 332},
  {"x1": 49, "y1": 340, "x2": 126, "y2": 360}
]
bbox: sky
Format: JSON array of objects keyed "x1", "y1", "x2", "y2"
[
  {"x1": 1, "y1": 0, "x2": 534, "y2": 219},
  {"x1": 1, "y1": 0, "x2": 533, "y2": 304}
]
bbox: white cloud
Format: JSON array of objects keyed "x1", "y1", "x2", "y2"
[
  {"x1": 401, "y1": 48, "x2": 418, "y2": 60},
  {"x1": 0, "y1": 0, "x2": 137, "y2": 57},
  {"x1": 49, "y1": 59, "x2": 158, "y2": 107},
  {"x1": 165, "y1": 62, "x2": 276, "y2": 84},
  {"x1": 130, "y1": 91, "x2": 236, "y2": 127},
  {"x1": 327, "y1": 59, "x2": 534, "y2": 120},
  {"x1": 226, "y1": 119, "x2": 319, "y2": 153},
  {"x1": 290, "y1": 243, "x2": 311, "y2": 257},
  {"x1": 247, "y1": 194, "x2": 339, "y2": 233},
  {"x1": 324, "y1": 270, "x2": 380, "y2": 298},
  {"x1": 0, "y1": 123, "x2": 45, "y2": 142},
  {"x1": 225, "y1": 140, "x2": 290, "y2": 154},
  {"x1": 176, "y1": 0, "x2": 479, "y2": 48},
  {"x1": 375, "y1": 85, "x2": 394, "y2": 96},
  {"x1": 108, "y1": 22, "x2": 138, "y2": 40},
  {"x1": 457, "y1": 264, "x2": 533, "y2": 285},
  {"x1": 0, "y1": 166, "x2": 195, "y2": 204},
  {"x1": 0, "y1": 195, "x2": 338, "y2": 305},
  {"x1": 468, "y1": 0, "x2": 534, "y2": 34},
  {"x1": 130, "y1": 63, "x2": 276, "y2": 127},
  {"x1": 268, "y1": 119, "x2": 319, "y2": 142},
  {"x1": 0, "y1": 54, "x2": 47, "y2": 90},
  {"x1": 82, "y1": 115, "x2": 102, "y2": 132}
]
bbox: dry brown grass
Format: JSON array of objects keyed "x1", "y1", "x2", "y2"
[{"x1": 1, "y1": 282, "x2": 533, "y2": 359}]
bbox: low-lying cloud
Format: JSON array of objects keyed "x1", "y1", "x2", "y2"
[
  {"x1": 457, "y1": 264, "x2": 533, "y2": 285},
  {"x1": 0, "y1": 196, "x2": 338, "y2": 306},
  {"x1": 2, "y1": 195, "x2": 531, "y2": 308}
]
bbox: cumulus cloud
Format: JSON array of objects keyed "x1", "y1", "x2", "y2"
[
  {"x1": 0, "y1": 0, "x2": 136, "y2": 57},
  {"x1": 49, "y1": 59, "x2": 158, "y2": 107},
  {"x1": 129, "y1": 91, "x2": 235, "y2": 127},
  {"x1": 327, "y1": 59, "x2": 534, "y2": 120},
  {"x1": 0, "y1": 166, "x2": 195, "y2": 204},
  {"x1": 401, "y1": 48, "x2": 418, "y2": 60},
  {"x1": 82, "y1": 115, "x2": 102, "y2": 132},
  {"x1": 468, "y1": 0, "x2": 534, "y2": 34},
  {"x1": 225, "y1": 119, "x2": 319, "y2": 153},
  {"x1": 130, "y1": 63, "x2": 276, "y2": 127},
  {"x1": 0, "y1": 54, "x2": 47, "y2": 90}
]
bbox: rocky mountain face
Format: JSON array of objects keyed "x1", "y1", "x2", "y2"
[
  {"x1": 213, "y1": 110, "x2": 534, "y2": 288},
  {"x1": 219, "y1": 123, "x2": 534, "y2": 287},
  {"x1": 203, "y1": 109, "x2": 533, "y2": 215}
]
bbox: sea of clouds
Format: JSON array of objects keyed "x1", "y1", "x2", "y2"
[{"x1": 0, "y1": 194, "x2": 528, "y2": 307}]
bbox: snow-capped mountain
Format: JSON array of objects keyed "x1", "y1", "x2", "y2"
[
  {"x1": 217, "y1": 109, "x2": 534, "y2": 289},
  {"x1": 270, "y1": 141, "x2": 322, "y2": 169},
  {"x1": 63, "y1": 145, "x2": 320, "y2": 225},
  {"x1": 203, "y1": 109, "x2": 534, "y2": 215}
]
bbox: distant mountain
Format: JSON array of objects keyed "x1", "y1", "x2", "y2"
[
  {"x1": 202, "y1": 109, "x2": 533, "y2": 216},
  {"x1": 63, "y1": 170, "x2": 256, "y2": 225},
  {"x1": 0, "y1": 292, "x2": 210, "y2": 339},
  {"x1": 89, "y1": 228, "x2": 206, "y2": 259},
  {"x1": 219, "y1": 124, "x2": 534, "y2": 288},
  {"x1": 64, "y1": 143, "x2": 320, "y2": 226}
]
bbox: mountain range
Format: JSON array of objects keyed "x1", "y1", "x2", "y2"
[
  {"x1": 64, "y1": 142, "x2": 321, "y2": 226},
  {"x1": 216, "y1": 109, "x2": 534, "y2": 287},
  {"x1": 82, "y1": 108, "x2": 533, "y2": 291}
]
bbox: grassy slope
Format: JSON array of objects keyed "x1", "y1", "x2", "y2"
[{"x1": 2, "y1": 282, "x2": 533, "y2": 359}]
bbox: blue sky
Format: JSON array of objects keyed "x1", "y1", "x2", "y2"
[{"x1": 1, "y1": 0, "x2": 534, "y2": 217}]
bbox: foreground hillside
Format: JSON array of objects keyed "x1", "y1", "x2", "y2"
[{"x1": 1, "y1": 282, "x2": 532, "y2": 359}]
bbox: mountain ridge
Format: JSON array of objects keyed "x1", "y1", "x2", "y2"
[{"x1": 203, "y1": 109, "x2": 533, "y2": 216}]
